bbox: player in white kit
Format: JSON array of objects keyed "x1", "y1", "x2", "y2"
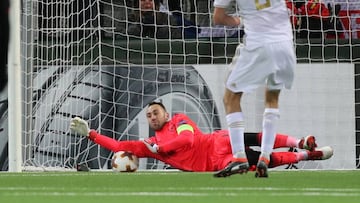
[{"x1": 212, "y1": 0, "x2": 296, "y2": 178}]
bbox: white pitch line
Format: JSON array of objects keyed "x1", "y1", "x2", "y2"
[
  {"x1": 1, "y1": 186, "x2": 359, "y2": 193},
  {"x1": 0, "y1": 192, "x2": 226, "y2": 197},
  {"x1": 1, "y1": 187, "x2": 360, "y2": 198},
  {"x1": 194, "y1": 187, "x2": 360, "y2": 193},
  {"x1": 2, "y1": 191, "x2": 360, "y2": 197}
]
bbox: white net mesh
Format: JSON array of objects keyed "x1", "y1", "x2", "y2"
[{"x1": 1, "y1": 0, "x2": 358, "y2": 171}]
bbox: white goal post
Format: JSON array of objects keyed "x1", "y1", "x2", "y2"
[
  {"x1": 3, "y1": 0, "x2": 360, "y2": 172},
  {"x1": 8, "y1": 0, "x2": 22, "y2": 172}
]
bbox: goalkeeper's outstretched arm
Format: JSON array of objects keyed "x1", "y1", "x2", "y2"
[{"x1": 69, "y1": 117, "x2": 161, "y2": 158}]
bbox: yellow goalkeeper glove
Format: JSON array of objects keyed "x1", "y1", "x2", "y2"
[{"x1": 70, "y1": 117, "x2": 90, "y2": 137}]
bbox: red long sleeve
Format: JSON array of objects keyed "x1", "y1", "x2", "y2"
[{"x1": 88, "y1": 130, "x2": 156, "y2": 158}]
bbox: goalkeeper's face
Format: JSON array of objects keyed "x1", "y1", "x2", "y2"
[{"x1": 146, "y1": 104, "x2": 169, "y2": 131}]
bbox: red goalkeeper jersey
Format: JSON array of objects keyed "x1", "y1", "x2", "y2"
[
  {"x1": 88, "y1": 113, "x2": 298, "y2": 171},
  {"x1": 144, "y1": 113, "x2": 232, "y2": 171},
  {"x1": 89, "y1": 113, "x2": 234, "y2": 171}
]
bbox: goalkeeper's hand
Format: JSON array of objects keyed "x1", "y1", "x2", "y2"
[
  {"x1": 70, "y1": 117, "x2": 90, "y2": 137},
  {"x1": 142, "y1": 140, "x2": 159, "y2": 154}
]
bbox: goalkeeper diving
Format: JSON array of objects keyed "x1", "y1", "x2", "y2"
[{"x1": 70, "y1": 101, "x2": 333, "y2": 175}]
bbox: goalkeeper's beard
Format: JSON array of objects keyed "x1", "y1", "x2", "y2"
[{"x1": 149, "y1": 121, "x2": 162, "y2": 131}]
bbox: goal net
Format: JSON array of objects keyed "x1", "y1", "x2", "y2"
[{"x1": 2, "y1": 0, "x2": 359, "y2": 171}]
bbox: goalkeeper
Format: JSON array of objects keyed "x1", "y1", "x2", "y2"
[{"x1": 70, "y1": 101, "x2": 333, "y2": 174}]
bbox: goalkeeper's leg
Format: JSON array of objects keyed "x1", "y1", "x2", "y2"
[
  {"x1": 269, "y1": 146, "x2": 333, "y2": 168},
  {"x1": 249, "y1": 133, "x2": 317, "y2": 151}
]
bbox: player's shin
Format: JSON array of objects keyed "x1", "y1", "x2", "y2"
[
  {"x1": 226, "y1": 112, "x2": 246, "y2": 158},
  {"x1": 256, "y1": 108, "x2": 280, "y2": 178},
  {"x1": 260, "y1": 108, "x2": 280, "y2": 159}
]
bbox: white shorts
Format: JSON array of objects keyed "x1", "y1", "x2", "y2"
[{"x1": 226, "y1": 40, "x2": 296, "y2": 93}]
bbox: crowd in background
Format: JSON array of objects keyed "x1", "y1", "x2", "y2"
[
  {"x1": 287, "y1": 0, "x2": 349, "y2": 39},
  {"x1": 35, "y1": 0, "x2": 360, "y2": 40},
  {"x1": 124, "y1": 0, "x2": 359, "y2": 39}
]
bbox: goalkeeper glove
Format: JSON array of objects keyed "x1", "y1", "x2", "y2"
[
  {"x1": 70, "y1": 117, "x2": 90, "y2": 137},
  {"x1": 142, "y1": 140, "x2": 159, "y2": 154}
]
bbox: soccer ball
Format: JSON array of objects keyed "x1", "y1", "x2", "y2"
[{"x1": 111, "y1": 151, "x2": 139, "y2": 172}]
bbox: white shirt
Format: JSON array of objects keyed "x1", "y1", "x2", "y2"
[{"x1": 214, "y1": 0, "x2": 293, "y2": 47}]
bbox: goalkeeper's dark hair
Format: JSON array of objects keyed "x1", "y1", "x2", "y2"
[
  {"x1": 134, "y1": 0, "x2": 162, "y2": 8},
  {"x1": 148, "y1": 101, "x2": 167, "y2": 111}
]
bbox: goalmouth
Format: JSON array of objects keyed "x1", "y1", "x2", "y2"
[{"x1": 3, "y1": 0, "x2": 360, "y2": 172}]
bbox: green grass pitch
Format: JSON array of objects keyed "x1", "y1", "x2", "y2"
[{"x1": 0, "y1": 170, "x2": 359, "y2": 203}]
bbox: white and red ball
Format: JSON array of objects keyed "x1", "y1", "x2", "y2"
[{"x1": 111, "y1": 151, "x2": 139, "y2": 172}]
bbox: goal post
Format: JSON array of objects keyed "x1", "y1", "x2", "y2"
[
  {"x1": 7, "y1": 0, "x2": 22, "y2": 172},
  {"x1": 3, "y1": 0, "x2": 360, "y2": 172}
]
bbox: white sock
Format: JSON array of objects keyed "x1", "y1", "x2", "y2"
[
  {"x1": 261, "y1": 108, "x2": 280, "y2": 154},
  {"x1": 226, "y1": 112, "x2": 245, "y2": 157}
]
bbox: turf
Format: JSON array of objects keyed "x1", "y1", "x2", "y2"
[{"x1": 0, "y1": 170, "x2": 359, "y2": 203}]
